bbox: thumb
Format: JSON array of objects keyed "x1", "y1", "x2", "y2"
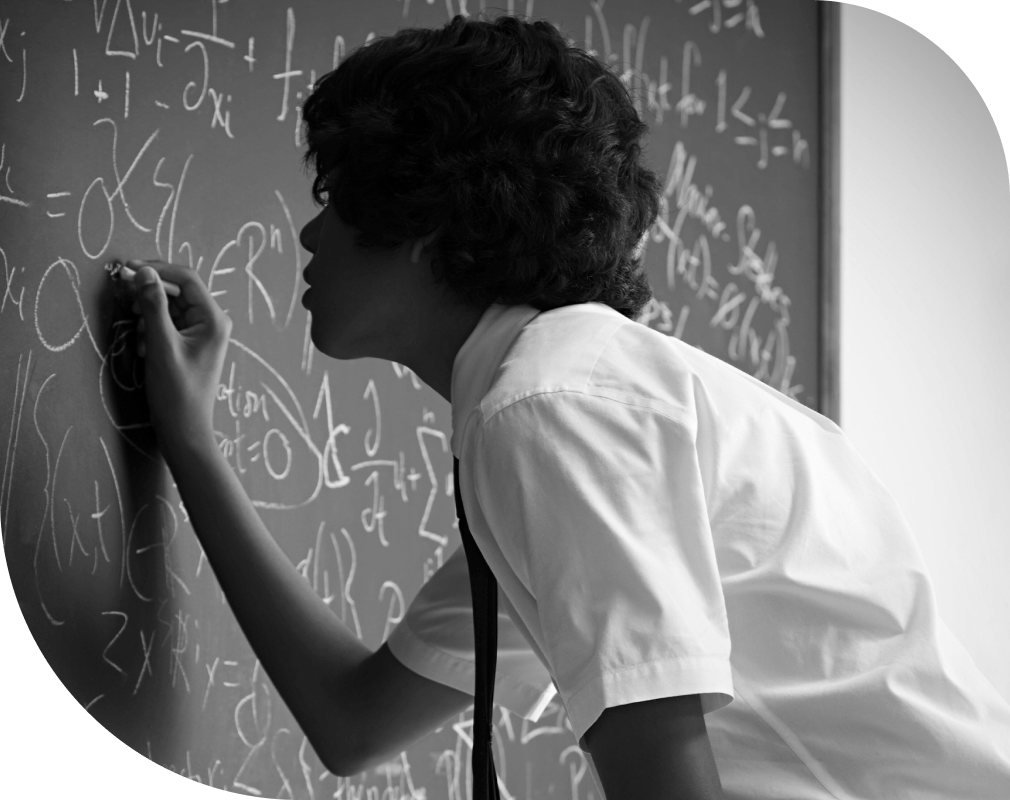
[{"x1": 136, "y1": 266, "x2": 174, "y2": 341}]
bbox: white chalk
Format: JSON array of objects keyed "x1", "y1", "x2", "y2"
[{"x1": 112, "y1": 263, "x2": 182, "y2": 297}]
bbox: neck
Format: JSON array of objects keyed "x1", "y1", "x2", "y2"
[{"x1": 394, "y1": 296, "x2": 489, "y2": 405}]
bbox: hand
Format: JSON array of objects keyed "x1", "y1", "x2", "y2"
[{"x1": 129, "y1": 259, "x2": 232, "y2": 457}]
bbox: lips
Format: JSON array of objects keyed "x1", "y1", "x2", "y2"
[{"x1": 301, "y1": 287, "x2": 311, "y2": 308}]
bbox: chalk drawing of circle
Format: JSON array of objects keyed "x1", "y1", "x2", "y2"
[
  {"x1": 263, "y1": 428, "x2": 293, "y2": 481},
  {"x1": 35, "y1": 258, "x2": 88, "y2": 353},
  {"x1": 78, "y1": 176, "x2": 114, "y2": 261}
]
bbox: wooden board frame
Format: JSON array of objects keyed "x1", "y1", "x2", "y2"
[{"x1": 819, "y1": 0, "x2": 842, "y2": 424}]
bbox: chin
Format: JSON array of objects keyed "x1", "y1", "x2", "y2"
[
  {"x1": 313, "y1": 337, "x2": 356, "y2": 362},
  {"x1": 311, "y1": 322, "x2": 371, "y2": 362}
]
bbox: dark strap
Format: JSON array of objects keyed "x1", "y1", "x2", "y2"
[{"x1": 453, "y1": 457, "x2": 501, "y2": 800}]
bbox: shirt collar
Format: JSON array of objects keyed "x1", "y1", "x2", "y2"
[{"x1": 450, "y1": 303, "x2": 541, "y2": 457}]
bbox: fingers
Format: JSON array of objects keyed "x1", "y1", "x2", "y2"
[
  {"x1": 134, "y1": 266, "x2": 175, "y2": 353},
  {"x1": 125, "y1": 258, "x2": 229, "y2": 336},
  {"x1": 132, "y1": 290, "x2": 179, "y2": 359},
  {"x1": 125, "y1": 258, "x2": 215, "y2": 308}
]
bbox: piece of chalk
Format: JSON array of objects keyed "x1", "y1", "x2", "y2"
[{"x1": 114, "y1": 263, "x2": 182, "y2": 297}]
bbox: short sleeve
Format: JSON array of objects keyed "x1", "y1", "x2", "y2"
[
  {"x1": 471, "y1": 392, "x2": 734, "y2": 741},
  {"x1": 386, "y1": 544, "x2": 557, "y2": 721}
]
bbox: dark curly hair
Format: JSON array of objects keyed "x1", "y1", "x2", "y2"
[{"x1": 301, "y1": 14, "x2": 661, "y2": 319}]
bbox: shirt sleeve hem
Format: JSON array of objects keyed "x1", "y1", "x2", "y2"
[
  {"x1": 386, "y1": 620, "x2": 557, "y2": 721},
  {"x1": 562, "y1": 654, "x2": 735, "y2": 742},
  {"x1": 386, "y1": 620, "x2": 475, "y2": 695}
]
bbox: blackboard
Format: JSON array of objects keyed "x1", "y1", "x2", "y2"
[{"x1": 0, "y1": 1, "x2": 838, "y2": 797}]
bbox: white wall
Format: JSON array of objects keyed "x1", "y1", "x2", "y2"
[{"x1": 839, "y1": 3, "x2": 1010, "y2": 700}]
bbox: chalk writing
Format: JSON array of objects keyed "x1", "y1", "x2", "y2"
[
  {"x1": 31, "y1": 373, "x2": 67, "y2": 625},
  {"x1": 379, "y1": 580, "x2": 405, "y2": 641},
  {"x1": 102, "y1": 610, "x2": 129, "y2": 675},
  {"x1": 0, "y1": 142, "x2": 29, "y2": 207},
  {"x1": 77, "y1": 119, "x2": 159, "y2": 259},
  {"x1": 688, "y1": 0, "x2": 765, "y2": 38},
  {"x1": 135, "y1": 628, "x2": 155, "y2": 694},
  {"x1": 233, "y1": 660, "x2": 274, "y2": 796},
  {"x1": 0, "y1": 16, "x2": 11, "y2": 63},
  {"x1": 313, "y1": 370, "x2": 351, "y2": 488},
  {"x1": 364, "y1": 378, "x2": 381, "y2": 457},
  {"x1": 274, "y1": 8, "x2": 300, "y2": 123},
  {"x1": 417, "y1": 427, "x2": 451, "y2": 546},
  {"x1": 0, "y1": 246, "x2": 25, "y2": 320},
  {"x1": 676, "y1": 41, "x2": 706, "y2": 127}
]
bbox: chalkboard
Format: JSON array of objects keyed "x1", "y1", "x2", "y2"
[{"x1": 0, "y1": 1, "x2": 838, "y2": 797}]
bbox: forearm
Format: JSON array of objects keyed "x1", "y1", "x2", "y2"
[
  {"x1": 584, "y1": 695, "x2": 726, "y2": 800},
  {"x1": 163, "y1": 433, "x2": 372, "y2": 771}
]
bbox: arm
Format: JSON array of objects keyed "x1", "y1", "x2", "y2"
[
  {"x1": 582, "y1": 694, "x2": 725, "y2": 800},
  {"x1": 166, "y1": 436, "x2": 471, "y2": 775},
  {"x1": 131, "y1": 261, "x2": 471, "y2": 775}
]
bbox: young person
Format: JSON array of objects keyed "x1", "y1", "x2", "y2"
[{"x1": 128, "y1": 15, "x2": 1010, "y2": 800}]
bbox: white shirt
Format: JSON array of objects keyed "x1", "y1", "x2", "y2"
[{"x1": 387, "y1": 302, "x2": 1010, "y2": 799}]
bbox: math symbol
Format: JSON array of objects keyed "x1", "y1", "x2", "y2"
[
  {"x1": 689, "y1": 0, "x2": 765, "y2": 38},
  {"x1": 0, "y1": 143, "x2": 29, "y2": 208}
]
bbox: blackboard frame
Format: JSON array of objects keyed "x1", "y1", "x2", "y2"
[
  {"x1": 819, "y1": 1, "x2": 842, "y2": 424},
  {"x1": 3, "y1": 0, "x2": 848, "y2": 791}
]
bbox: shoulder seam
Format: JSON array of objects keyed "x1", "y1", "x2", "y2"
[{"x1": 481, "y1": 386, "x2": 696, "y2": 433}]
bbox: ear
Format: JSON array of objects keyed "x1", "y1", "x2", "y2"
[{"x1": 409, "y1": 230, "x2": 440, "y2": 264}]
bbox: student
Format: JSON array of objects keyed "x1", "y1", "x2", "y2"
[{"x1": 127, "y1": 15, "x2": 1010, "y2": 800}]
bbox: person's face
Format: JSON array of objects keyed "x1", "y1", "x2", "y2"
[{"x1": 299, "y1": 202, "x2": 410, "y2": 361}]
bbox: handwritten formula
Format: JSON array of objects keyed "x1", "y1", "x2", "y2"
[{"x1": 0, "y1": 1, "x2": 825, "y2": 797}]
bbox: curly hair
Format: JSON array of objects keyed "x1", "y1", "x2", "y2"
[{"x1": 301, "y1": 14, "x2": 661, "y2": 319}]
